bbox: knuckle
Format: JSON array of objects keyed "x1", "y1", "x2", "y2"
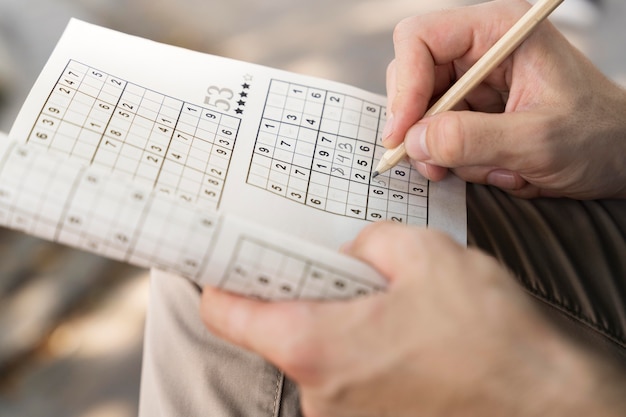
[{"x1": 392, "y1": 16, "x2": 419, "y2": 45}]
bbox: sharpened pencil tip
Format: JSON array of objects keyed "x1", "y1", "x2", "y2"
[{"x1": 371, "y1": 171, "x2": 379, "y2": 179}]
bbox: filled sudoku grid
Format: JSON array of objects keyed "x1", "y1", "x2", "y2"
[
  {"x1": 26, "y1": 60, "x2": 240, "y2": 211},
  {"x1": 220, "y1": 236, "x2": 383, "y2": 300},
  {"x1": 247, "y1": 80, "x2": 429, "y2": 225}
]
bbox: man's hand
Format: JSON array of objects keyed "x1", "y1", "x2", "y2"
[
  {"x1": 201, "y1": 223, "x2": 620, "y2": 416},
  {"x1": 385, "y1": 0, "x2": 626, "y2": 199}
]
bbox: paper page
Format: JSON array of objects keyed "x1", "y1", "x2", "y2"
[{"x1": 2, "y1": 19, "x2": 466, "y2": 300}]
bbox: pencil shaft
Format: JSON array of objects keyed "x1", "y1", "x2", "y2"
[{"x1": 374, "y1": 0, "x2": 564, "y2": 176}]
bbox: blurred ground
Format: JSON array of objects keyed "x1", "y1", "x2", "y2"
[{"x1": 0, "y1": 0, "x2": 625, "y2": 416}]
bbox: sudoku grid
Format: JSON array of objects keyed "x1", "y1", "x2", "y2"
[
  {"x1": 0, "y1": 141, "x2": 219, "y2": 280},
  {"x1": 247, "y1": 79, "x2": 430, "y2": 225},
  {"x1": 220, "y1": 236, "x2": 383, "y2": 300},
  {"x1": 27, "y1": 60, "x2": 240, "y2": 211}
]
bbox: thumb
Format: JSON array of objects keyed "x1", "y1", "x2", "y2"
[{"x1": 403, "y1": 110, "x2": 544, "y2": 170}]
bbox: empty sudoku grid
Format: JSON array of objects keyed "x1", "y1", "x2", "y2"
[
  {"x1": 220, "y1": 237, "x2": 383, "y2": 300},
  {"x1": 247, "y1": 79, "x2": 429, "y2": 225},
  {"x1": 27, "y1": 60, "x2": 240, "y2": 211}
]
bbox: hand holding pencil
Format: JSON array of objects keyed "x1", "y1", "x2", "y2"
[
  {"x1": 374, "y1": 0, "x2": 626, "y2": 200},
  {"x1": 374, "y1": 0, "x2": 564, "y2": 179}
]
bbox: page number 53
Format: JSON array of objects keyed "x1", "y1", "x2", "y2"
[{"x1": 204, "y1": 85, "x2": 233, "y2": 112}]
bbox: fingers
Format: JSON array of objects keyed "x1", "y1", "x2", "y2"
[
  {"x1": 200, "y1": 285, "x2": 378, "y2": 385},
  {"x1": 343, "y1": 222, "x2": 463, "y2": 283},
  {"x1": 384, "y1": 1, "x2": 530, "y2": 148}
]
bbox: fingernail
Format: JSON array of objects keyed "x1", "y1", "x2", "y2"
[
  {"x1": 382, "y1": 113, "x2": 394, "y2": 143},
  {"x1": 487, "y1": 170, "x2": 518, "y2": 190},
  {"x1": 404, "y1": 123, "x2": 429, "y2": 160}
]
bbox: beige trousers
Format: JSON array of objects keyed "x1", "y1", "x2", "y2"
[{"x1": 138, "y1": 185, "x2": 626, "y2": 416}]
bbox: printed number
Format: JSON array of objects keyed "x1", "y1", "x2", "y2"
[
  {"x1": 395, "y1": 170, "x2": 406, "y2": 177},
  {"x1": 67, "y1": 216, "x2": 82, "y2": 225},
  {"x1": 115, "y1": 233, "x2": 129, "y2": 243},
  {"x1": 185, "y1": 259, "x2": 198, "y2": 268},
  {"x1": 204, "y1": 85, "x2": 233, "y2": 111}
]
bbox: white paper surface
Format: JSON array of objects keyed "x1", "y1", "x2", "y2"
[{"x1": 1, "y1": 19, "x2": 467, "y2": 300}]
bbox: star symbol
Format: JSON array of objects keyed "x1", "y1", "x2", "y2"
[
  {"x1": 242, "y1": 83, "x2": 250, "y2": 89},
  {"x1": 237, "y1": 100, "x2": 246, "y2": 106},
  {"x1": 239, "y1": 91, "x2": 248, "y2": 98},
  {"x1": 235, "y1": 108, "x2": 243, "y2": 114},
  {"x1": 243, "y1": 74, "x2": 253, "y2": 82}
]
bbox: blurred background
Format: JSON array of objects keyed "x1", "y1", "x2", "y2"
[{"x1": 0, "y1": 0, "x2": 624, "y2": 416}]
